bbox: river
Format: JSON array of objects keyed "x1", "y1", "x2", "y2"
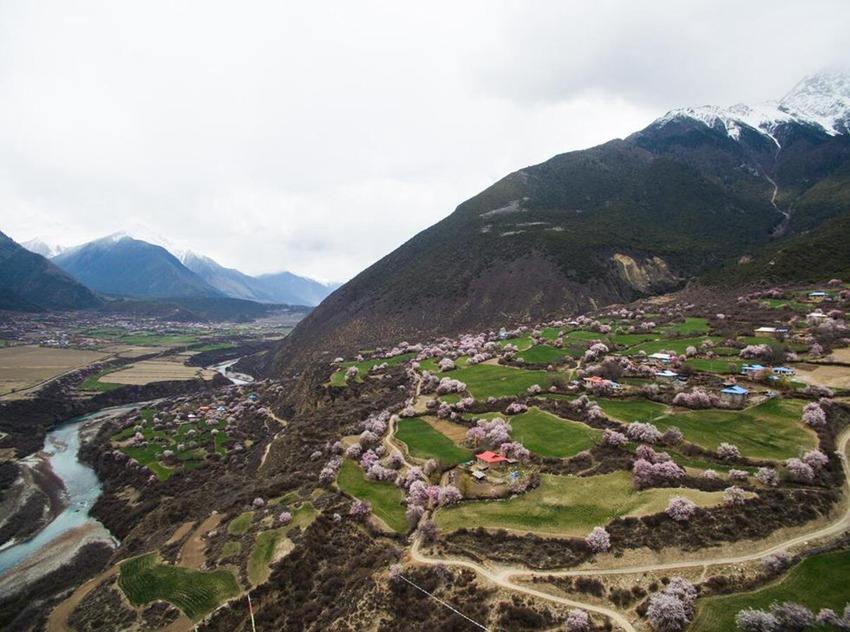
[
  {"x1": 0, "y1": 410, "x2": 120, "y2": 577},
  {"x1": 213, "y1": 359, "x2": 254, "y2": 386}
]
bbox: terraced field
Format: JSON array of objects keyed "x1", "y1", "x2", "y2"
[
  {"x1": 435, "y1": 471, "x2": 727, "y2": 536},
  {"x1": 654, "y1": 398, "x2": 815, "y2": 461},
  {"x1": 337, "y1": 459, "x2": 407, "y2": 532},
  {"x1": 453, "y1": 363, "x2": 553, "y2": 399},
  {"x1": 509, "y1": 408, "x2": 600, "y2": 458},
  {"x1": 329, "y1": 352, "x2": 417, "y2": 386},
  {"x1": 118, "y1": 553, "x2": 240, "y2": 621},
  {"x1": 691, "y1": 549, "x2": 850, "y2": 631},
  {"x1": 395, "y1": 417, "x2": 472, "y2": 466},
  {"x1": 248, "y1": 504, "x2": 317, "y2": 585}
]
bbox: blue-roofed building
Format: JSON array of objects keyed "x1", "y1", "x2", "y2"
[
  {"x1": 741, "y1": 364, "x2": 765, "y2": 375},
  {"x1": 720, "y1": 385, "x2": 749, "y2": 405}
]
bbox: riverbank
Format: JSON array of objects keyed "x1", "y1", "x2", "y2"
[{"x1": 0, "y1": 407, "x2": 133, "y2": 592}]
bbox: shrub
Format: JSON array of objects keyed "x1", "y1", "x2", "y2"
[{"x1": 585, "y1": 526, "x2": 610, "y2": 553}]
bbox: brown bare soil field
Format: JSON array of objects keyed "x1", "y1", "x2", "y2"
[
  {"x1": 101, "y1": 361, "x2": 216, "y2": 386},
  {"x1": 179, "y1": 513, "x2": 223, "y2": 570},
  {"x1": 794, "y1": 360, "x2": 850, "y2": 389},
  {"x1": 102, "y1": 344, "x2": 159, "y2": 359},
  {"x1": 423, "y1": 416, "x2": 469, "y2": 443},
  {"x1": 0, "y1": 346, "x2": 108, "y2": 396}
]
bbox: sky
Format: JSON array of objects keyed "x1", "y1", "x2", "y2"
[{"x1": 1, "y1": 1, "x2": 849, "y2": 282}]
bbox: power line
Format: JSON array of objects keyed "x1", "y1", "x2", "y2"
[{"x1": 397, "y1": 574, "x2": 491, "y2": 631}]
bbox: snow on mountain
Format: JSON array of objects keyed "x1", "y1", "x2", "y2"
[
  {"x1": 21, "y1": 237, "x2": 66, "y2": 258},
  {"x1": 655, "y1": 70, "x2": 850, "y2": 145}
]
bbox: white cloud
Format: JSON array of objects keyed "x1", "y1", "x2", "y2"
[{"x1": 1, "y1": 0, "x2": 848, "y2": 281}]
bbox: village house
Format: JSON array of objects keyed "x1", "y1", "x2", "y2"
[
  {"x1": 476, "y1": 450, "x2": 508, "y2": 468},
  {"x1": 741, "y1": 363, "x2": 766, "y2": 376},
  {"x1": 583, "y1": 375, "x2": 622, "y2": 390},
  {"x1": 656, "y1": 369, "x2": 678, "y2": 381},
  {"x1": 772, "y1": 366, "x2": 795, "y2": 376},
  {"x1": 720, "y1": 385, "x2": 749, "y2": 405},
  {"x1": 754, "y1": 326, "x2": 788, "y2": 340},
  {"x1": 649, "y1": 352, "x2": 672, "y2": 364}
]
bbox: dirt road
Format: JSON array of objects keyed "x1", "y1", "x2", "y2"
[{"x1": 409, "y1": 428, "x2": 850, "y2": 630}]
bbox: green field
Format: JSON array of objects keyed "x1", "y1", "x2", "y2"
[
  {"x1": 664, "y1": 317, "x2": 710, "y2": 335},
  {"x1": 692, "y1": 549, "x2": 850, "y2": 631},
  {"x1": 454, "y1": 363, "x2": 554, "y2": 399},
  {"x1": 227, "y1": 512, "x2": 254, "y2": 535},
  {"x1": 622, "y1": 337, "x2": 722, "y2": 356},
  {"x1": 219, "y1": 541, "x2": 241, "y2": 560},
  {"x1": 337, "y1": 459, "x2": 407, "y2": 532},
  {"x1": 395, "y1": 417, "x2": 472, "y2": 466},
  {"x1": 114, "y1": 414, "x2": 229, "y2": 481},
  {"x1": 435, "y1": 471, "x2": 726, "y2": 536},
  {"x1": 656, "y1": 398, "x2": 815, "y2": 461},
  {"x1": 509, "y1": 408, "x2": 600, "y2": 458},
  {"x1": 118, "y1": 553, "x2": 240, "y2": 621},
  {"x1": 516, "y1": 344, "x2": 574, "y2": 365},
  {"x1": 596, "y1": 398, "x2": 669, "y2": 424},
  {"x1": 247, "y1": 504, "x2": 316, "y2": 585},
  {"x1": 684, "y1": 358, "x2": 744, "y2": 374},
  {"x1": 78, "y1": 367, "x2": 125, "y2": 392},
  {"x1": 330, "y1": 352, "x2": 417, "y2": 386}
]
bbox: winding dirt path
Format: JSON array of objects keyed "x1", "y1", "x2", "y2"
[{"x1": 409, "y1": 428, "x2": 850, "y2": 630}]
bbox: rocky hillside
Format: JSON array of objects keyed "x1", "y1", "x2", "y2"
[{"x1": 269, "y1": 73, "x2": 850, "y2": 374}]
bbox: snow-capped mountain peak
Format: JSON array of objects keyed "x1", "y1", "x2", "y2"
[
  {"x1": 20, "y1": 237, "x2": 66, "y2": 258},
  {"x1": 778, "y1": 70, "x2": 850, "y2": 134},
  {"x1": 654, "y1": 69, "x2": 850, "y2": 144}
]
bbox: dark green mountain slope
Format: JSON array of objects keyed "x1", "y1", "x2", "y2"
[
  {"x1": 268, "y1": 77, "x2": 850, "y2": 374},
  {"x1": 0, "y1": 231, "x2": 102, "y2": 311}
]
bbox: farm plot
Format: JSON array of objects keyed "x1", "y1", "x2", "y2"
[
  {"x1": 0, "y1": 346, "x2": 108, "y2": 396},
  {"x1": 337, "y1": 459, "x2": 407, "y2": 533},
  {"x1": 515, "y1": 344, "x2": 579, "y2": 364},
  {"x1": 691, "y1": 549, "x2": 850, "y2": 631},
  {"x1": 329, "y1": 352, "x2": 416, "y2": 386},
  {"x1": 395, "y1": 417, "x2": 472, "y2": 467},
  {"x1": 435, "y1": 471, "x2": 727, "y2": 536},
  {"x1": 454, "y1": 363, "x2": 554, "y2": 399},
  {"x1": 247, "y1": 504, "x2": 317, "y2": 585},
  {"x1": 118, "y1": 553, "x2": 240, "y2": 621},
  {"x1": 101, "y1": 360, "x2": 216, "y2": 385},
  {"x1": 654, "y1": 398, "x2": 815, "y2": 461},
  {"x1": 113, "y1": 413, "x2": 230, "y2": 481},
  {"x1": 595, "y1": 398, "x2": 669, "y2": 424},
  {"x1": 509, "y1": 408, "x2": 600, "y2": 458},
  {"x1": 621, "y1": 337, "x2": 723, "y2": 356}
]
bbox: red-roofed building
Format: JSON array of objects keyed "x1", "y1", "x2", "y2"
[{"x1": 476, "y1": 451, "x2": 508, "y2": 468}]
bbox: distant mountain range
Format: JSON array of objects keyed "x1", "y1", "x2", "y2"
[
  {"x1": 269, "y1": 70, "x2": 850, "y2": 373},
  {"x1": 0, "y1": 231, "x2": 102, "y2": 311},
  {"x1": 20, "y1": 233, "x2": 339, "y2": 307}
]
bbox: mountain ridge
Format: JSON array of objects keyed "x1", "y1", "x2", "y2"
[
  {"x1": 23, "y1": 232, "x2": 339, "y2": 306},
  {"x1": 267, "y1": 71, "x2": 850, "y2": 375},
  {"x1": 0, "y1": 231, "x2": 102, "y2": 311}
]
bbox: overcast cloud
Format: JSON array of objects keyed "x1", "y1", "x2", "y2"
[{"x1": 1, "y1": 1, "x2": 848, "y2": 281}]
